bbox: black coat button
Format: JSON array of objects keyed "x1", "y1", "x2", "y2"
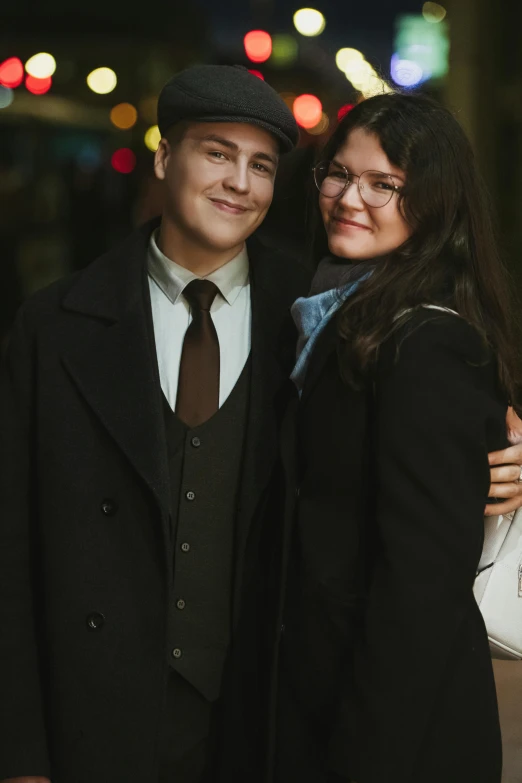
[
  {"x1": 101, "y1": 499, "x2": 118, "y2": 516},
  {"x1": 191, "y1": 437, "x2": 201, "y2": 448},
  {"x1": 86, "y1": 612, "x2": 105, "y2": 631},
  {"x1": 186, "y1": 491, "x2": 195, "y2": 501}
]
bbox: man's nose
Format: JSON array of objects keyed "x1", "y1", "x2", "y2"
[{"x1": 223, "y1": 161, "x2": 250, "y2": 194}]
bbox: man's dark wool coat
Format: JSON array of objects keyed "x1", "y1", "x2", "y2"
[{"x1": 0, "y1": 220, "x2": 310, "y2": 783}]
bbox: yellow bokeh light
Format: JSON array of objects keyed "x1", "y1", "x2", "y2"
[
  {"x1": 110, "y1": 103, "x2": 138, "y2": 130},
  {"x1": 422, "y1": 2, "x2": 447, "y2": 23},
  {"x1": 339, "y1": 53, "x2": 394, "y2": 98},
  {"x1": 335, "y1": 48, "x2": 364, "y2": 73},
  {"x1": 87, "y1": 67, "x2": 117, "y2": 95},
  {"x1": 144, "y1": 125, "x2": 161, "y2": 152},
  {"x1": 360, "y1": 74, "x2": 394, "y2": 98},
  {"x1": 25, "y1": 53, "x2": 56, "y2": 79},
  {"x1": 307, "y1": 112, "x2": 330, "y2": 136},
  {"x1": 344, "y1": 59, "x2": 373, "y2": 87},
  {"x1": 293, "y1": 8, "x2": 326, "y2": 37}
]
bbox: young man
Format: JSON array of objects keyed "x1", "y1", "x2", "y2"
[
  {"x1": 1, "y1": 64, "x2": 522, "y2": 783},
  {"x1": 0, "y1": 65, "x2": 310, "y2": 783}
]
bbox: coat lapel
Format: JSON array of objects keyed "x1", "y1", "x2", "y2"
[
  {"x1": 232, "y1": 238, "x2": 297, "y2": 621},
  {"x1": 60, "y1": 221, "x2": 171, "y2": 524}
]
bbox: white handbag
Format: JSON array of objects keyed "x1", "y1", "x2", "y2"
[
  {"x1": 474, "y1": 509, "x2": 522, "y2": 660},
  {"x1": 397, "y1": 305, "x2": 522, "y2": 661}
]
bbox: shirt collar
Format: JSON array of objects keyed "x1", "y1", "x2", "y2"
[{"x1": 147, "y1": 229, "x2": 249, "y2": 306}]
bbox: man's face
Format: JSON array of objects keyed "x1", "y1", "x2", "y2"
[{"x1": 154, "y1": 121, "x2": 279, "y2": 254}]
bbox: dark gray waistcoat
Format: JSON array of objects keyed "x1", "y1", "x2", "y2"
[{"x1": 162, "y1": 356, "x2": 251, "y2": 702}]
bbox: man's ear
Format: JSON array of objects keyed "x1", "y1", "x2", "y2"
[{"x1": 153, "y1": 138, "x2": 170, "y2": 181}]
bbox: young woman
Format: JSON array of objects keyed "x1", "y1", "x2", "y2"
[{"x1": 273, "y1": 93, "x2": 520, "y2": 783}]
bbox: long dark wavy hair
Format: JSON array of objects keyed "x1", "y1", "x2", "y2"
[{"x1": 314, "y1": 93, "x2": 521, "y2": 406}]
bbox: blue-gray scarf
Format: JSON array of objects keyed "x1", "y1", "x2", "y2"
[{"x1": 290, "y1": 257, "x2": 373, "y2": 393}]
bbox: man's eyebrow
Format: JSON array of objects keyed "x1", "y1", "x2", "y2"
[
  {"x1": 199, "y1": 133, "x2": 239, "y2": 151},
  {"x1": 253, "y1": 151, "x2": 278, "y2": 166},
  {"x1": 198, "y1": 134, "x2": 278, "y2": 166}
]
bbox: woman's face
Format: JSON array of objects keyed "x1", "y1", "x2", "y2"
[{"x1": 319, "y1": 128, "x2": 412, "y2": 261}]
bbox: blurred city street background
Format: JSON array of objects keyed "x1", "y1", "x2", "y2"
[{"x1": 2, "y1": 0, "x2": 522, "y2": 777}]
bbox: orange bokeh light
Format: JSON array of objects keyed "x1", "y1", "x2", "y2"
[
  {"x1": 0, "y1": 57, "x2": 24, "y2": 88},
  {"x1": 244, "y1": 30, "x2": 272, "y2": 63},
  {"x1": 25, "y1": 75, "x2": 52, "y2": 95},
  {"x1": 293, "y1": 94, "x2": 322, "y2": 129},
  {"x1": 110, "y1": 102, "x2": 138, "y2": 130}
]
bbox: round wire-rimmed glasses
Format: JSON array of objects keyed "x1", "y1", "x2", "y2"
[{"x1": 313, "y1": 160, "x2": 402, "y2": 208}]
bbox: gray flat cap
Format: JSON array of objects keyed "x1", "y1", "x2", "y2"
[{"x1": 157, "y1": 64, "x2": 299, "y2": 152}]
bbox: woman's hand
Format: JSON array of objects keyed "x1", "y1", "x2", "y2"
[{"x1": 485, "y1": 407, "x2": 522, "y2": 515}]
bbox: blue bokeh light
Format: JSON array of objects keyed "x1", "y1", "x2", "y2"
[{"x1": 390, "y1": 53, "x2": 424, "y2": 87}]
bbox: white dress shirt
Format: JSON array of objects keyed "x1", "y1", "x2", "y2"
[{"x1": 147, "y1": 231, "x2": 251, "y2": 411}]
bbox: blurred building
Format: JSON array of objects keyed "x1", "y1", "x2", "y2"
[{"x1": 444, "y1": 0, "x2": 522, "y2": 285}]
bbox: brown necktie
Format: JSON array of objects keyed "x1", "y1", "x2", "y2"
[{"x1": 175, "y1": 279, "x2": 220, "y2": 427}]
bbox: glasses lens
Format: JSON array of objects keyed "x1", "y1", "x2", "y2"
[
  {"x1": 314, "y1": 161, "x2": 347, "y2": 198},
  {"x1": 359, "y1": 171, "x2": 396, "y2": 208}
]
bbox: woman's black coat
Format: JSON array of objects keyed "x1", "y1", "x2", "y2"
[{"x1": 274, "y1": 309, "x2": 506, "y2": 783}]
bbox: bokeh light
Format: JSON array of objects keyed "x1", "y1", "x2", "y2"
[
  {"x1": 342, "y1": 56, "x2": 394, "y2": 98},
  {"x1": 337, "y1": 104, "x2": 354, "y2": 121},
  {"x1": 144, "y1": 125, "x2": 161, "y2": 152},
  {"x1": 110, "y1": 102, "x2": 138, "y2": 130},
  {"x1": 422, "y1": 2, "x2": 447, "y2": 23},
  {"x1": 25, "y1": 75, "x2": 52, "y2": 95},
  {"x1": 25, "y1": 53, "x2": 56, "y2": 79},
  {"x1": 307, "y1": 112, "x2": 330, "y2": 136},
  {"x1": 271, "y1": 34, "x2": 299, "y2": 67},
  {"x1": 335, "y1": 48, "x2": 364, "y2": 73},
  {"x1": 390, "y1": 54, "x2": 424, "y2": 87},
  {"x1": 343, "y1": 59, "x2": 373, "y2": 87},
  {"x1": 248, "y1": 70, "x2": 265, "y2": 80},
  {"x1": 0, "y1": 57, "x2": 24, "y2": 88},
  {"x1": 111, "y1": 148, "x2": 136, "y2": 174},
  {"x1": 244, "y1": 31, "x2": 272, "y2": 63},
  {"x1": 293, "y1": 8, "x2": 326, "y2": 37},
  {"x1": 293, "y1": 94, "x2": 322, "y2": 129},
  {"x1": 0, "y1": 86, "x2": 14, "y2": 109},
  {"x1": 87, "y1": 67, "x2": 117, "y2": 95},
  {"x1": 77, "y1": 143, "x2": 102, "y2": 172},
  {"x1": 395, "y1": 14, "x2": 449, "y2": 80}
]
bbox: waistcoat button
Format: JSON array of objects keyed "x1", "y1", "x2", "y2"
[
  {"x1": 181, "y1": 543, "x2": 190, "y2": 553},
  {"x1": 186, "y1": 491, "x2": 195, "y2": 501},
  {"x1": 191, "y1": 436, "x2": 201, "y2": 448},
  {"x1": 172, "y1": 647, "x2": 182, "y2": 659},
  {"x1": 101, "y1": 499, "x2": 118, "y2": 516},
  {"x1": 176, "y1": 599, "x2": 186, "y2": 610},
  {"x1": 86, "y1": 612, "x2": 105, "y2": 631}
]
